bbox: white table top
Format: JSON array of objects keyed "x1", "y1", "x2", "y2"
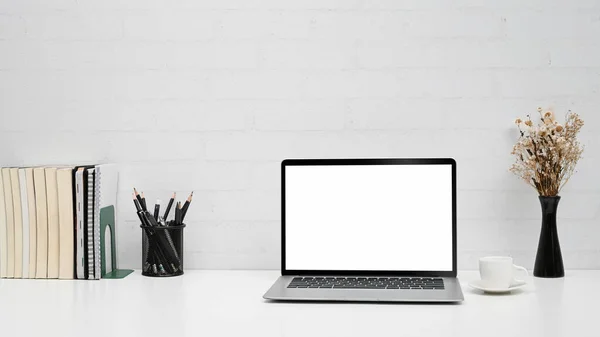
[{"x1": 0, "y1": 270, "x2": 598, "y2": 337}]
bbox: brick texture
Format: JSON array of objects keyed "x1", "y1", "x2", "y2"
[{"x1": 1, "y1": 0, "x2": 599, "y2": 270}]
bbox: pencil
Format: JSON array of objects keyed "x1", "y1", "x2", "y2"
[
  {"x1": 133, "y1": 193, "x2": 142, "y2": 212},
  {"x1": 163, "y1": 192, "x2": 176, "y2": 220},
  {"x1": 180, "y1": 191, "x2": 193, "y2": 222},
  {"x1": 141, "y1": 192, "x2": 147, "y2": 211},
  {"x1": 134, "y1": 188, "x2": 147, "y2": 211}
]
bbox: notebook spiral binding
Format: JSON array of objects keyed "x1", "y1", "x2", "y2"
[
  {"x1": 93, "y1": 167, "x2": 101, "y2": 279},
  {"x1": 86, "y1": 170, "x2": 95, "y2": 279}
]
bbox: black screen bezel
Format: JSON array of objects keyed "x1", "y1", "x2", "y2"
[{"x1": 281, "y1": 158, "x2": 457, "y2": 277}]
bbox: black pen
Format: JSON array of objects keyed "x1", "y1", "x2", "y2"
[
  {"x1": 153, "y1": 199, "x2": 160, "y2": 221},
  {"x1": 163, "y1": 192, "x2": 175, "y2": 220},
  {"x1": 180, "y1": 191, "x2": 193, "y2": 223}
]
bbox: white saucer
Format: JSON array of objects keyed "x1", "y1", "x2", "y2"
[{"x1": 468, "y1": 279, "x2": 527, "y2": 293}]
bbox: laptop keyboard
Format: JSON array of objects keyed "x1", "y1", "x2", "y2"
[{"x1": 288, "y1": 277, "x2": 445, "y2": 290}]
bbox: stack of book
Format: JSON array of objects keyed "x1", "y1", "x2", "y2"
[{"x1": 0, "y1": 164, "x2": 118, "y2": 280}]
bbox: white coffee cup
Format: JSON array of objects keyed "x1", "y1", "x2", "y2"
[{"x1": 479, "y1": 256, "x2": 528, "y2": 289}]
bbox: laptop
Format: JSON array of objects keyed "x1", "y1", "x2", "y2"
[{"x1": 263, "y1": 158, "x2": 464, "y2": 303}]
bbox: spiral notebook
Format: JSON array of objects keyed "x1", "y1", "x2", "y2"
[
  {"x1": 86, "y1": 168, "x2": 95, "y2": 280},
  {"x1": 93, "y1": 166, "x2": 102, "y2": 280}
]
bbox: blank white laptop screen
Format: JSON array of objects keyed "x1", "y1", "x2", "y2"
[{"x1": 285, "y1": 164, "x2": 453, "y2": 271}]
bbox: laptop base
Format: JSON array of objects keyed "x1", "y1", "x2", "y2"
[{"x1": 263, "y1": 276, "x2": 464, "y2": 303}]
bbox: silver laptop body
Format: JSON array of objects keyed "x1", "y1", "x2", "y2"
[{"x1": 263, "y1": 158, "x2": 464, "y2": 303}]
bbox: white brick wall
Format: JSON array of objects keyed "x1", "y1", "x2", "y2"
[{"x1": 1, "y1": 0, "x2": 600, "y2": 270}]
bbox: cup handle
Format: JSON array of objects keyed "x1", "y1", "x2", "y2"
[{"x1": 512, "y1": 264, "x2": 529, "y2": 285}]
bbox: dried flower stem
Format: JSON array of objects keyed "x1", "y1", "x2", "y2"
[{"x1": 510, "y1": 109, "x2": 584, "y2": 196}]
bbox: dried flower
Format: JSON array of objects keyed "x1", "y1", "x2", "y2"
[
  {"x1": 510, "y1": 108, "x2": 584, "y2": 196},
  {"x1": 537, "y1": 107, "x2": 543, "y2": 112},
  {"x1": 515, "y1": 118, "x2": 523, "y2": 124}
]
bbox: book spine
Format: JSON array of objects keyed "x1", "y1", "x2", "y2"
[
  {"x1": 33, "y1": 168, "x2": 48, "y2": 279},
  {"x1": 10, "y1": 169, "x2": 23, "y2": 279},
  {"x1": 25, "y1": 168, "x2": 37, "y2": 278},
  {"x1": 75, "y1": 170, "x2": 85, "y2": 279},
  {"x1": 2, "y1": 168, "x2": 15, "y2": 278},
  {"x1": 0, "y1": 169, "x2": 7, "y2": 278},
  {"x1": 18, "y1": 169, "x2": 29, "y2": 279},
  {"x1": 45, "y1": 168, "x2": 59, "y2": 279},
  {"x1": 55, "y1": 169, "x2": 73, "y2": 279}
]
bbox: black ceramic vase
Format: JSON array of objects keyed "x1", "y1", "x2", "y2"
[{"x1": 533, "y1": 196, "x2": 564, "y2": 278}]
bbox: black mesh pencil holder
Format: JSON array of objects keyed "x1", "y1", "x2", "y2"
[{"x1": 141, "y1": 224, "x2": 185, "y2": 277}]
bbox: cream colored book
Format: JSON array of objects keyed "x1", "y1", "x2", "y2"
[
  {"x1": 18, "y1": 169, "x2": 30, "y2": 279},
  {"x1": 33, "y1": 168, "x2": 48, "y2": 279},
  {"x1": 25, "y1": 168, "x2": 37, "y2": 277},
  {"x1": 0, "y1": 169, "x2": 7, "y2": 278},
  {"x1": 2, "y1": 168, "x2": 14, "y2": 278},
  {"x1": 45, "y1": 168, "x2": 59, "y2": 279},
  {"x1": 57, "y1": 168, "x2": 74, "y2": 279},
  {"x1": 10, "y1": 168, "x2": 23, "y2": 278}
]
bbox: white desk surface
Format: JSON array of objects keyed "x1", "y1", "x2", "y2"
[{"x1": 0, "y1": 270, "x2": 598, "y2": 337}]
